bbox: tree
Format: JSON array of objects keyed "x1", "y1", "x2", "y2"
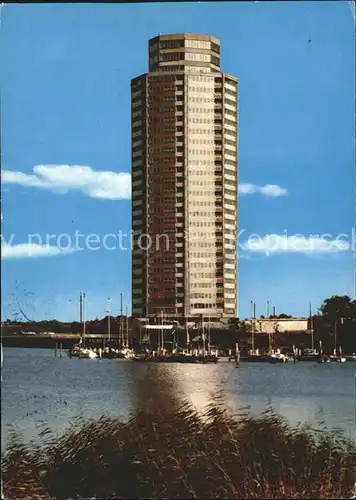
[
  {"x1": 227, "y1": 317, "x2": 240, "y2": 327},
  {"x1": 227, "y1": 318, "x2": 250, "y2": 334},
  {"x1": 319, "y1": 295, "x2": 356, "y2": 320},
  {"x1": 316, "y1": 295, "x2": 356, "y2": 354}
]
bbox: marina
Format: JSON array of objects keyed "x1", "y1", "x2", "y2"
[
  {"x1": 65, "y1": 347, "x2": 352, "y2": 364},
  {"x1": 55, "y1": 295, "x2": 356, "y2": 365}
]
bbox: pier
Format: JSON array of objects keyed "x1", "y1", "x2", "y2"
[{"x1": 2, "y1": 334, "x2": 114, "y2": 350}]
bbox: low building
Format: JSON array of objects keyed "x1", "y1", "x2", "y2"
[{"x1": 244, "y1": 318, "x2": 310, "y2": 334}]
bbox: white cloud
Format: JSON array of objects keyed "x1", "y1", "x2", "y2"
[
  {"x1": 241, "y1": 234, "x2": 350, "y2": 255},
  {"x1": 1, "y1": 243, "x2": 78, "y2": 260},
  {"x1": 238, "y1": 183, "x2": 288, "y2": 197},
  {"x1": 2, "y1": 165, "x2": 131, "y2": 200},
  {"x1": 2, "y1": 166, "x2": 287, "y2": 201}
]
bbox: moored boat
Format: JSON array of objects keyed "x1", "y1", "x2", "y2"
[
  {"x1": 78, "y1": 348, "x2": 98, "y2": 359},
  {"x1": 329, "y1": 354, "x2": 347, "y2": 363},
  {"x1": 132, "y1": 351, "x2": 218, "y2": 364},
  {"x1": 268, "y1": 350, "x2": 289, "y2": 364},
  {"x1": 299, "y1": 348, "x2": 321, "y2": 362},
  {"x1": 244, "y1": 349, "x2": 269, "y2": 362},
  {"x1": 318, "y1": 356, "x2": 331, "y2": 363},
  {"x1": 69, "y1": 341, "x2": 98, "y2": 359},
  {"x1": 69, "y1": 343, "x2": 83, "y2": 358},
  {"x1": 100, "y1": 347, "x2": 126, "y2": 359},
  {"x1": 329, "y1": 346, "x2": 347, "y2": 363},
  {"x1": 121, "y1": 348, "x2": 135, "y2": 359},
  {"x1": 345, "y1": 354, "x2": 356, "y2": 361},
  {"x1": 197, "y1": 354, "x2": 218, "y2": 364}
]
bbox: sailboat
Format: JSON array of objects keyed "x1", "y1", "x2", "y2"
[
  {"x1": 123, "y1": 307, "x2": 134, "y2": 358},
  {"x1": 78, "y1": 347, "x2": 98, "y2": 359},
  {"x1": 329, "y1": 323, "x2": 346, "y2": 363},
  {"x1": 70, "y1": 293, "x2": 97, "y2": 359},
  {"x1": 246, "y1": 303, "x2": 268, "y2": 362},
  {"x1": 329, "y1": 347, "x2": 346, "y2": 363},
  {"x1": 268, "y1": 348, "x2": 289, "y2": 364}
]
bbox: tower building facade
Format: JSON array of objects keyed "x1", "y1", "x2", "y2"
[{"x1": 131, "y1": 33, "x2": 238, "y2": 320}]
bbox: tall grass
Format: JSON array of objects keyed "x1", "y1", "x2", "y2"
[{"x1": 2, "y1": 368, "x2": 356, "y2": 499}]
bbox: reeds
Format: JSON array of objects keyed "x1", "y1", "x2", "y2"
[{"x1": 2, "y1": 369, "x2": 356, "y2": 499}]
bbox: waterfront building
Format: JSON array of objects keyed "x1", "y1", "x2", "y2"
[
  {"x1": 245, "y1": 318, "x2": 310, "y2": 334},
  {"x1": 131, "y1": 33, "x2": 238, "y2": 321}
]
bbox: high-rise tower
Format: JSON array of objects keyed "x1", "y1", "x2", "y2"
[{"x1": 131, "y1": 33, "x2": 238, "y2": 321}]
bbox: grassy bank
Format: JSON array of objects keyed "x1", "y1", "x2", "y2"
[{"x1": 2, "y1": 371, "x2": 356, "y2": 499}]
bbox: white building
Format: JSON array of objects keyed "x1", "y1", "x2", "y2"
[
  {"x1": 245, "y1": 318, "x2": 310, "y2": 334},
  {"x1": 131, "y1": 33, "x2": 238, "y2": 321}
]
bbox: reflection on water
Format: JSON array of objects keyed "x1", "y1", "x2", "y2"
[
  {"x1": 150, "y1": 362, "x2": 355, "y2": 435},
  {"x1": 2, "y1": 348, "x2": 355, "y2": 450}
]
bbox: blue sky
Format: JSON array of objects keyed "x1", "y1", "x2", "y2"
[{"x1": 1, "y1": 2, "x2": 355, "y2": 321}]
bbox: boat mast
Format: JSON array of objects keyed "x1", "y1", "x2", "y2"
[
  {"x1": 202, "y1": 315, "x2": 205, "y2": 355},
  {"x1": 252, "y1": 302, "x2": 256, "y2": 354},
  {"x1": 309, "y1": 303, "x2": 314, "y2": 351},
  {"x1": 160, "y1": 310, "x2": 163, "y2": 351},
  {"x1": 126, "y1": 306, "x2": 129, "y2": 348},
  {"x1": 185, "y1": 317, "x2": 189, "y2": 350},
  {"x1": 208, "y1": 316, "x2": 211, "y2": 352},
  {"x1": 268, "y1": 328, "x2": 272, "y2": 353},
  {"x1": 250, "y1": 301, "x2": 253, "y2": 353},
  {"x1": 83, "y1": 293, "x2": 86, "y2": 345},
  {"x1": 79, "y1": 292, "x2": 83, "y2": 342},
  {"x1": 120, "y1": 293, "x2": 123, "y2": 348},
  {"x1": 108, "y1": 297, "x2": 111, "y2": 344}
]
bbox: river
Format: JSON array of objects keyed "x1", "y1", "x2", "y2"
[{"x1": 2, "y1": 348, "x2": 355, "y2": 451}]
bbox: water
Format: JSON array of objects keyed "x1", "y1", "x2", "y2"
[{"x1": 2, "y1": 348, "x2": 355, "y2": 451}]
